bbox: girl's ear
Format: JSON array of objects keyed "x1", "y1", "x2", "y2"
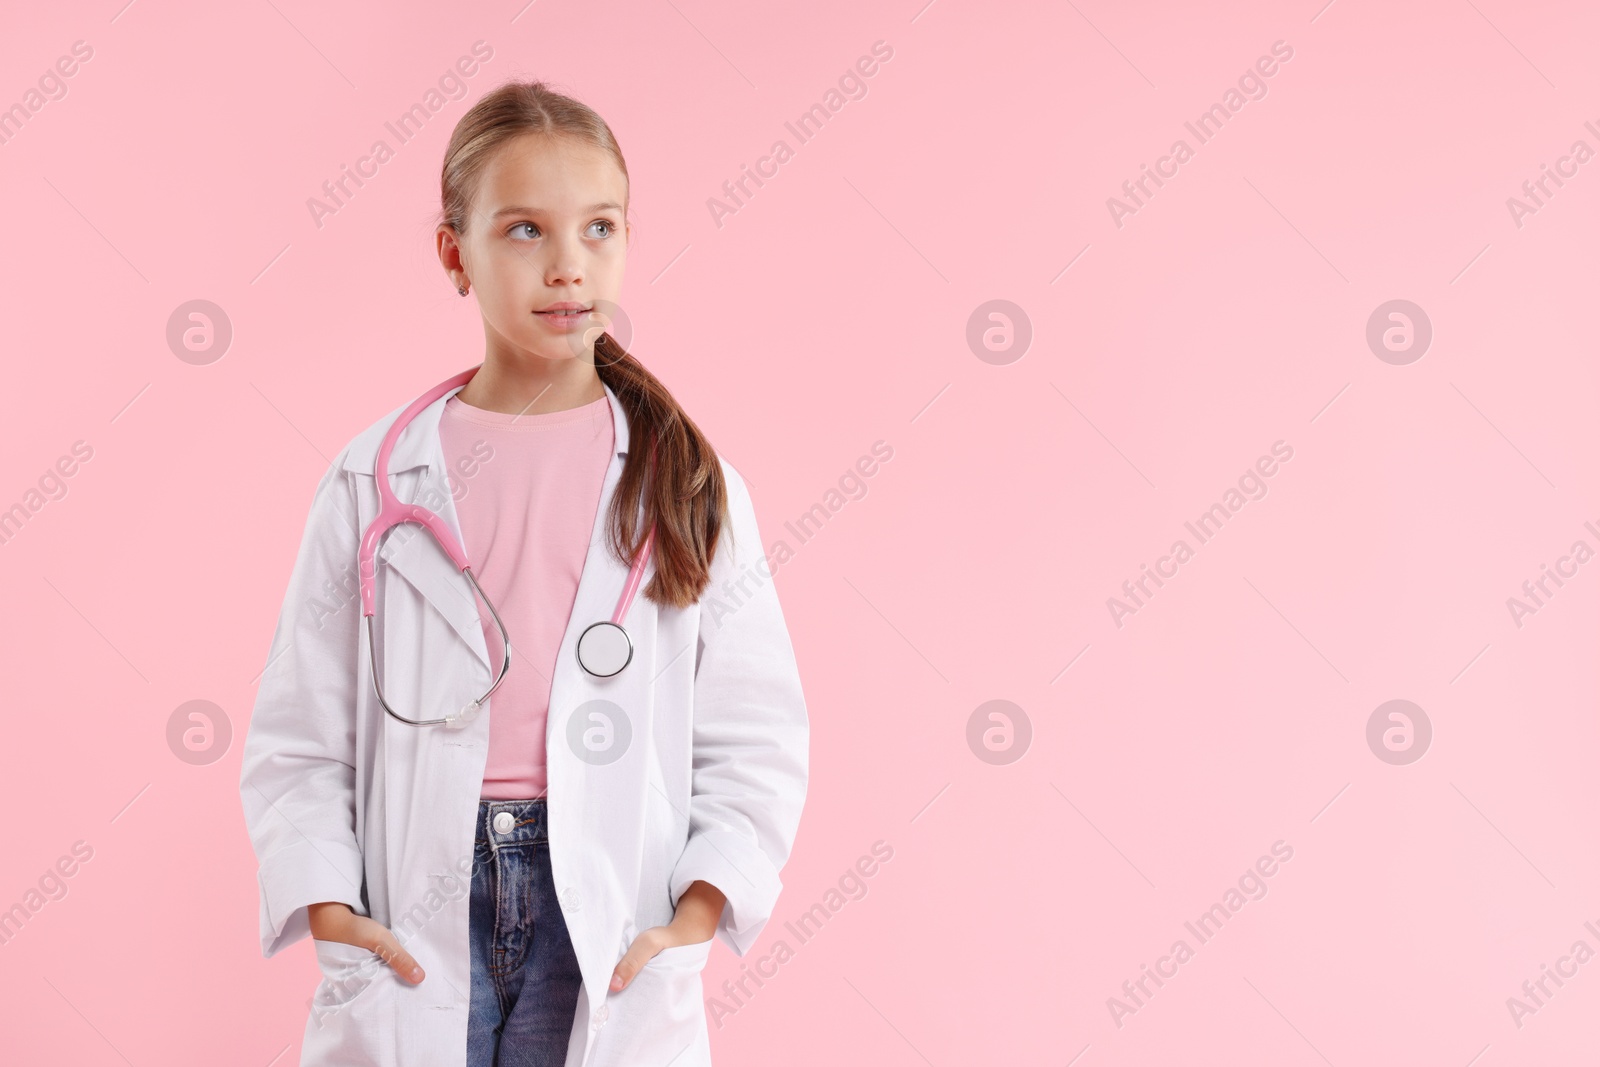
[{"x1": 436, "y1": 224, "x2": 464, "y2": 274}]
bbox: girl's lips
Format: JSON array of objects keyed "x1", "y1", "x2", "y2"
[{"x1": 534, "y1": 308, "x2": 593, "y2": 331}]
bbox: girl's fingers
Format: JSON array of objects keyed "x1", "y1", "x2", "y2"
[
  {"x1": 373, "y1": 934, "x2": 426, "y2": 984},
  {"x1": 374, "y1": 940, "x2": 425, "y2": 985},
  {"x1": 610, "y1": 927, "x2": 668, "y2": 992}
]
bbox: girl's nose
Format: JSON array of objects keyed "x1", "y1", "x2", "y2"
[{"x1": 542, "y1": 240, "x2": 585, "y2": 287}]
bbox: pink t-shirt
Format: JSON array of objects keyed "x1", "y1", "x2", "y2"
[{"x1": 437, "y1": 390, "x2": 615, "y2": 800}]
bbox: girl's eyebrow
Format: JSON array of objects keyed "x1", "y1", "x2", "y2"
[{"x1": 491, "y1": 202, "x2": 623, "y2": 219}]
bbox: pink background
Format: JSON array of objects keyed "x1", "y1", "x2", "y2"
[{"x1": 2, "y1": 0, "x2": 1597, "y2": 1063}]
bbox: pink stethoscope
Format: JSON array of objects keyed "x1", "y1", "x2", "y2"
[{"x1": 358, "y1": 366, "x2": 656, "y2": 728}]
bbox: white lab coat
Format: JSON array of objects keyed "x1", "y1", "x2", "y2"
[{"x1": 238, "y1": 380, "x2": 809, "y2": 1066}]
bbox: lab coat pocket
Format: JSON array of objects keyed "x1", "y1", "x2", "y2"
[
  {"x1": 591, "y1": 938, "x2": 713, "y2": 1066},
  {"x1": 646, "y1": 937, "x2": 714, "y2": 971},
  {"x1": 304, "y1": 940, "x2": 398, "y2": 1065},
  {"x1": 311, "y1": 938, "x2": 380, "y2": 1005}
]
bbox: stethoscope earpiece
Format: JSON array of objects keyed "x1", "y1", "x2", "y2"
[{"x1": 444, "y1": 701, "x2": 483, "y2": 730}]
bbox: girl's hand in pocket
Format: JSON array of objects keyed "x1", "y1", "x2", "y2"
[
  {"x1": 610, "y1": 880, "x2": 724, "y2": 992},
  {"x1": 308, "y1": 901, "x2": 427, "y2": 985},
  {"x1": 609, "y1": 923, "x2": 713, "y2": 992}
]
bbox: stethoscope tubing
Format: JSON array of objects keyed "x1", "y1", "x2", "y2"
[{"x1": 359, "y1": 365, "x2": 654, "y2": 727}]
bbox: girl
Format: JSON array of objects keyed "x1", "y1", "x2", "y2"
[{"x1": 239, "y1": 80, "x2": 810, "y2": 1067}]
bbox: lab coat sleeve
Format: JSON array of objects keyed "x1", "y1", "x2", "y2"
[
  {"x1": 667, "y1": 462, "x2": 810, "y2": 957},
  {"x1": 238, "y1": 447, "x2": 368, "y2": 959}
]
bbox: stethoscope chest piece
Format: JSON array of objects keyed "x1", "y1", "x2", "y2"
[{"x1": 576, "y1": 620, "x2": 633, "y2": 678}]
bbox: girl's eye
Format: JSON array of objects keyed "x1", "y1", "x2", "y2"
[{"x1": 508, "y1": 221, "x2": 615, "y2": 240}]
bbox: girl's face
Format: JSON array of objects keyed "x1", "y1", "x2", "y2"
[{"x1": 444, "y1": 133, "x2": 630, "y2": 366}]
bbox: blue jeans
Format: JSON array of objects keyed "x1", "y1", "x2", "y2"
[{"x1": 467, "y1": 797, "x2": 584, "y2": 1066}]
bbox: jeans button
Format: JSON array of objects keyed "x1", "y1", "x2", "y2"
[{"x1": 492, "y1": 811, "x2": 514, "y2": 835}]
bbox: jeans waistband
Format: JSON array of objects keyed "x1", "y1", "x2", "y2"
[{"x1": 477, "y1": 797, "x2": 549, "y2": 846}]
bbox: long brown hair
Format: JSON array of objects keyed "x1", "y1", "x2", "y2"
[{"x1": 438, "y1": 79, "x2": 729, "y2": 609}]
